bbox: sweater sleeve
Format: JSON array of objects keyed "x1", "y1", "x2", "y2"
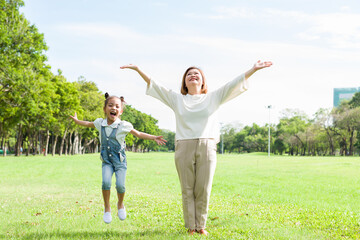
[
  {"x1": 213, "y1": 73, "x2": 249, "y2": 105},
  {"x1": 145, "y1": 79, "x2": 177, "y2": 110}
]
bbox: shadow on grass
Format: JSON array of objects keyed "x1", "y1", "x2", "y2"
[{"x1": 7, "y1": 229, "x2": 186, "y2": 240}]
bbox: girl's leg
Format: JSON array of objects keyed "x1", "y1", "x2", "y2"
[
  {"x1": 102, "y1": 163, "x2": 114, "y2": 212},
  {"x1": 114, "y1": 160, "x2": 127, "y2": 209},
  {"x1": 117, "y1": 192, "x2": 125, "y2": 209},
  {"x1": 114, "y1": 160, "x2": 127, "y2": 220},
  {"x1": 102, "y1": 190, "x2": 111, "y2": 212}
]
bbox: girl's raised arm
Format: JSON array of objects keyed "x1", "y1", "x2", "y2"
[
  {"x1": 69, "y1": 112, "x2": 95, "y2": 128},
  {"x1": 129, "y1": 129, "x2": 167, "y2": 145},
  {"x1": 120, "y1": 64, "x2": 151, "y2": 86}
]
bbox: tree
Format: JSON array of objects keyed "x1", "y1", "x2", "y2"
[
  {"x1": 313, "y1": 108, "x2": 337, "y2": 155},
  {"x1": 50, "y1": 71, "x2": 81, "y2": 155},
  {"x1": 160, "y1": 129, "x2": 175, "y2": 151},
  {"x1": 349, "y1": 92, "x2": 360, "y2": 109},
  {"x1": 71, "y1": 77, "x2": 102, "y2": 154},
  {"x1": 276, "y1": 109, "x2": 310, "y2": 155},
  {"x1": 332, "y1": 102, "x2": 360, "y2": 156},
  {"x1": 0, "y1": 0, "x2": 48, "y2": 156}
]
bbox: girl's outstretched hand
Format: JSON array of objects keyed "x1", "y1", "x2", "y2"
[
  {"x1": 120, "y1": 64, "x2": 139, "y2": 71},
  {"x1": 253, "y1": 60, "x2": 273, "y2": 71},
  {"x1": 69, "y1": 112, "x2": 78, "y2": 122},
  {"x1": 154, "y1": 136, "x2": 167, "y2": 145}
]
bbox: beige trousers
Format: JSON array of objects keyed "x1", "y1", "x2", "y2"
[{"x1": 174, "y1": 138, "x2": 217, "y2": 231}]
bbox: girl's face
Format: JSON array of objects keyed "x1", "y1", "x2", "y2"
[
  {"x1": 185, "y1": 68, "x2": 203, "y2": 89},
  {"x1": 104, "y1": 97, "x2": 122, "y2": 124}
]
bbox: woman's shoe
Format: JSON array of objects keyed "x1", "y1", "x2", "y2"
[{"x1": 197, "y1": 229, "x2": 208, "y2": 236}]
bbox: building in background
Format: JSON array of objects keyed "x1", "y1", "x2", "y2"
[{"x1": 333, "y1": 87, "x2": 360, "y2": 107}]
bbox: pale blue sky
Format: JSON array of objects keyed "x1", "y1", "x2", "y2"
[{"x1": 22, "y1": 0, "x2": 360, "y2": 131}]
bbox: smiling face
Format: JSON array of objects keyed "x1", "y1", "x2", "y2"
[
  {"x1": 181, "y1": 67, "x2": 208, "y2": 95},
  {"x1": 104, "y1": 97, "x2": 123, "y2": 125},
  {"x1": 185, "y1": 68, "x2": 203, "y2": 89}
]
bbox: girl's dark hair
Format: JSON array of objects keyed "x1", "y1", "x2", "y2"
[{"x1": 104, "y1": 92, "x2": 126, "y2": 109}]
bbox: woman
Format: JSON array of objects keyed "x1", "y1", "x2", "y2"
[{"x1": 120, "y1": 60, "x2": 272, "y2": 235}]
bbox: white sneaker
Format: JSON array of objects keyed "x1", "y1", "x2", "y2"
[
  {"x1": 118, "y1": 206, "x2": 126, "y2": 220},
  {"x1": 103, "y1": 211, "x2": 112, "y2": 224}
]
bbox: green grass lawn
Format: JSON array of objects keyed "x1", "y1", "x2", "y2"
[{"x1": 1, "y1": 153, "x2": 359, "y2": 239}]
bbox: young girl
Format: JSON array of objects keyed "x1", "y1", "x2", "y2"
[
  {"x1": 70, "y1": 93, "x2": 166, "y2": 224},
  {"x1": 121, "y1": 60, "x2": 272, "y2": 235}
]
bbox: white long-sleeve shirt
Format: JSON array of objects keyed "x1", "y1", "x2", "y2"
[{"x1": 146, "y1": 73, "x2": 248, "y2": 142}]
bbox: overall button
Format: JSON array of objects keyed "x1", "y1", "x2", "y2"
[
  {"x1": 107, "y1": 146, "x2": 110, "y2": 149},
  {"x1": 109, "y1": 154, "x2": 112, "y2": 157},
  {"x1": 107, "y1": 138, "x2": 109, "y2": 141}
]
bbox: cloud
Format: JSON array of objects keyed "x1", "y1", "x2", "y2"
[
  {"x1": 185, "y1": 6, "x2": 360, "y2": 49},
  {"x1": 49, "y1": 21, "x2": 360, "y2": 130},
  {"x1": 265, "y1": 9, "x2": 360, "y2": 49},
  {"x1": 209, "y1": 6, "x2": 256, "y2": 19}
]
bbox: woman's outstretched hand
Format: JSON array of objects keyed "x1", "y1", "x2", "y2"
[
  {"x1": 253, "y1": 60, "x2": 273, "y2": 71},
  {"x1": 120, "y1": 64, "x2": 151, "y2": 85},
  {"x1": 244, "y1": 60, "x2": 273, "y2": 80},
  {"x1": 120, "y1": 64, "x2": 139, "y2": 71}
]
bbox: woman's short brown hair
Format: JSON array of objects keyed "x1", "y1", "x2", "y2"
[{"x1": 180, "y1": 67, "x2": 208, "y2": 95}]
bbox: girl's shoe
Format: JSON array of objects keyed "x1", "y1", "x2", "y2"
[
  {"x1": 188, "y1": 229, "x2": 196, "y2": 235},
  {"x1": 103, "y1": 211, "x2": 112, "y2": 224},
  {"x1": 118, "y1": 206, "x2": 126, "y2": 220}
]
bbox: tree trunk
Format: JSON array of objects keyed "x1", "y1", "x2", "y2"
[
  {"x1": 68, "y1": 131, "x2": 73, "y2": 155},
  {"x1": 7, "y1": 141, "x2": 11, "y2": 156},
  {"x1": 94, "y1": 141, "x2": 99, "y2": 153},
  {"x1": 73, "y1": 132, "x2": 79, "y2": 155},
  {"x1": 1, "y1": 136, "x2": 4, "y2": 157},
  {"x1": 44, "y1": 129, "x2": 50, "y2": 156},
  {"x1": 78, "y1": 134, "x2": 82, "y2": 154},
  {"x1": 348, "y1": 128, "x2": 354, "y2": 156},
  {"x1": 325, "y1": 128, "x2": 335, "y2": 156},
  {"x1": 1, "y1": 136, "x2": 3, "y2": 154},
  {"x1": 52, "y1": 135, "x2": 58, "y2": 156},
  {"x1": 60, "y1": 128, "x2": 68, "y2": 156},
  {"x1": 38, "y1": 131, "x2": 42, "y2": 155},
  {"x1": 82, "y1": 137, "x2": 95, "y2": 154},
  {"x1": 3, "y1": 139, "x2": 7, "y2": 157},
  {"x1": 15, "y1": 124, "x2": 23, "y2": 156},
  {"x1": 26, "y1": 139, "x2": 32, "y2": 156},
  {"x1": 65, "y1": 134, "x2": 69, "y2": 156}
]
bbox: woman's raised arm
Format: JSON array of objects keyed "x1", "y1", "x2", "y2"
[
  {"x1": 244, "y1": 60, "x2": 273, "y2": 80},
  {"x1": 120, "y1": 64, "x2": 151, "y2": 86}
]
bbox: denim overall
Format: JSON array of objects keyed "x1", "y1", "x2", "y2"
[{"x1": 101, "y1": 124, "x2": 127, "y2": 193}]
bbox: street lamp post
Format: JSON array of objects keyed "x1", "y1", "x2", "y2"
[{"x1": 267, "y1": 105, "x2": 272, "y2": 157}]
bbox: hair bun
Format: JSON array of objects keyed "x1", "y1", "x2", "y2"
[
  {"x1": 120, "y1": 96, "x2": 125, "y2": 102},
  {"x1": 105, "y1": 92, "x2": 109, "y2": 99}
]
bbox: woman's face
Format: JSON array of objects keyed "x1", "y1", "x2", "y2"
[
  {"x1": 185, "y1": 68, "x2": 203, "y2": 89},
  {"x1": 104, "y1": 97, "x2": 122, "y2": 123}
]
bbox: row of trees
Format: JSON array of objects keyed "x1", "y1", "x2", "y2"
[
  {"x1": 2, "y1": 0, "x2": 360, "y2": 157},
  {"x1": 0, "y1": 0, "x2": 170, "y2": 156},
  {"x1": 219, "y1": 95, "x2": 360, "y2": 156}
]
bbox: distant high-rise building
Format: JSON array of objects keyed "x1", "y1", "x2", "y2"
[{"x1": 333, "y1": 87, "x2": 360, "y2": 107}]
